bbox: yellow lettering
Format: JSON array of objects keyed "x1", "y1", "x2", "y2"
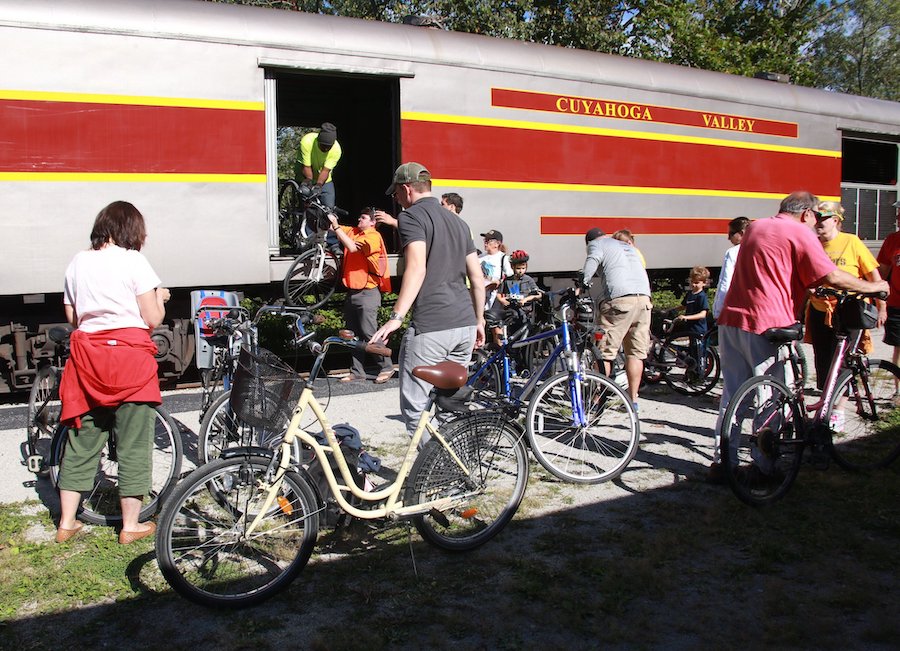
[
  {"x1": 702, "y1": 114, "x2": 713, "y2": 127},
  {"x1": 644, "y1": 108, "x2": 653, "y2": 121},
  {"x1": 581, "y1": 99, "x2": 591, "y2": 114},
  {"x1": 746, "y1": 119, "x2": 755, "y2": 132},
  {"x1": 556, "y1": 97, "x2": 568, "y2": 112},
  {"x1": 605, "y1": 102, "x2": 617, "y2": 117},
  {"x1": 593, "y1": 102, "x2": 603, "y2": 116}
]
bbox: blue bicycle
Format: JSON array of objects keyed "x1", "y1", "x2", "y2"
[{"x1": 469, "y1": 287, "x2": 639, "y2": 483}]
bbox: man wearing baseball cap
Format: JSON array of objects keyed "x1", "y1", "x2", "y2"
[
  {"x1": 876, "y1": 199, "x2": 900, "y2": 385},
  {"x1": 578, "y1": 227, "x2": 651, "y2": 411},
  {"x1": 372, "y1": 162, "x2": 486, "y2": 437},
  {"x1": 298, "y1": 122, "x2": 341, "y2": 208}
]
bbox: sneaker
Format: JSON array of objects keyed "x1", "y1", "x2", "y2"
[
  {"x1": 829, "y1": 410, "x2": 845, "y2": 433},
  {"x1": 706, "y1": 462, "x2": 725, "y2": 484}
]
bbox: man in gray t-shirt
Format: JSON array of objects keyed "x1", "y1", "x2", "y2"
[
  {"x1": 578, "y1": 227, "x2": 652, "y2": 408},
  {"x1": 371, "y1": 162, "x2": 486, "y2": 435}
]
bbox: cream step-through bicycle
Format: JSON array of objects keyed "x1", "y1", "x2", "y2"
[{"x1": 156, "y1": 328, "x2": 530, "y2": 607}]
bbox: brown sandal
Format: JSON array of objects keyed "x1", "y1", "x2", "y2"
[
  {"x1": 119, "y1": 521, "x2": 156, "y2": 545},
  {"x1": 55, "y1": 521, "x2": 84, "y2": 543}
]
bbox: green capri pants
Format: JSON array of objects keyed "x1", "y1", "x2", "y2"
[{"x1": 57, "y1": 402, "x2": 155, "y2": 496}]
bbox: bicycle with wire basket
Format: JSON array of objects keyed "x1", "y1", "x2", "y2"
[
  {"x1": 467, "y1": 286, "x2": 639, "y2": 484},
  {"x1": 156, "y1": 328, "x2": 529, "y2": 608},
  {"x1": 196, "y1": 305, "x2": 252, "y2": 422},
  {"x1": 720, "y1": 288, "x2": 900, "y2": 506},
  {"x1": 281, "y1": 182, "x2": 346, "y2": 309},
  {"x1": 197, "y1": 304, "x2": 323, "y2": 466}
]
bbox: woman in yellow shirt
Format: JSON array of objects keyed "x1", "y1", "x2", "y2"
[{"x1": 805, "y1": 201, "x2": 887, "y2": 427}]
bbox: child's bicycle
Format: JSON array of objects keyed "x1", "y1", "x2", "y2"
[
  {"x1": 720, "y1": 289, "x2": 900, "y2": 506},
  {"x1": 156, "y1": 329, "x2": 529, "y2": 608},
  {"x1": 467, "y1": 287, "x2": 639, "y2": 484},
  {"x1": 642, "y1": 310, "x2": 720, "y2": 395}
]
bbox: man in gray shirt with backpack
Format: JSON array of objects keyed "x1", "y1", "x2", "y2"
[
  {"x1": 578, "y1": 227, "x2": 652, "y2": 410},
  {"x1": 371, "y1": 162, "x2": 486, "y2": 436}
]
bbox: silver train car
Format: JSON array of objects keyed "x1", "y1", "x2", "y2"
[{"x1": 1, "y1": 0, "x2": 899, "y2": 391}]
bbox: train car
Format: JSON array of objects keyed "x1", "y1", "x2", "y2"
[{"x1": 2, "y1": 0, "x2": 899, "y2": 392}]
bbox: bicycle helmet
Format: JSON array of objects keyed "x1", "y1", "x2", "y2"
[{"x1": 510, "y1": 249, "x2": 530, "y2": 264}]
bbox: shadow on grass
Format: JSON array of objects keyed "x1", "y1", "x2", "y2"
[{"x1": 4, "y1": 461, "x2": 899, "y2": 650}]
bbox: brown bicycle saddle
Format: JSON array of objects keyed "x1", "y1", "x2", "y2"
[{"x1": 411, "y1": 361, "x2": 468, "y2": 389}]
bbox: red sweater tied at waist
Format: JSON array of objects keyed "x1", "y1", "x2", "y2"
[{"x1": 59, "y1": 328, "x2": 162, "y2": 427}]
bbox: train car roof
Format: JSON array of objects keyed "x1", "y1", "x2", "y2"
[{"x1": 2, "y1": 0, "x2": 899, "y2": 129}]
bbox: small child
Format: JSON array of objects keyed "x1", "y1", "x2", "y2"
[
  {"x1": 674, "y1": 266, "x2": 710, "y2": 377},
  {"x1": 493, "y1": 250, "x2": 541, "y2": 348}
]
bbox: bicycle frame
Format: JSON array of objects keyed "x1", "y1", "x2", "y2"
[
  {"x1": 468, "y1": 296, "x2": 590, "y2": 427},
  {"x1": 243, "y1": 338, "x2": 489, "y2": 536}
]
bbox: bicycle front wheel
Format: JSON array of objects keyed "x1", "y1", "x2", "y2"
[
  {"x1": 827, "y1": 359, "x2": 900, "y2": 471},
  {"x1": 721, "y1": 376, "x2": 803, "y2": 506},
  {"x1": 49, "y1": 406, "x2": 183, "y2": 525},
  {"x1": 526, "y1": 371, "x2": 639, "y2": 483},
  {"x1": 406, "y1": 411, "x2": 528, "y2": 552},
  {"x1": 26, "y1": 365, "x2": 61, "y2": 471},
  {"x1": 156, "y1": 454, "x2": 319, "y2": 608},
  {"x1": 283, "y1": 247, "x2": 339, "y2": 309}
]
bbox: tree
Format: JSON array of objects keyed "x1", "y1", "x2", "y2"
[{"x1": 807, "y1": 0, "x2": 900, "y2": 101}]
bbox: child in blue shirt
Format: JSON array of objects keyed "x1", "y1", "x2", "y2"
[{"x1": 674, "y1": 266, "x2": 710, "y2": 378}]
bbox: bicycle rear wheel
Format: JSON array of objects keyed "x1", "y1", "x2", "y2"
[
  {"x1": 721, "y1": 376, "x2": 804, "y2": 506},
  {"x1": 406, "y1": 411, "x2": 528, "y2": 551},
  {"x1": 278, "y1": 179, "x2": 313, "y2": 252},
  {"x1": 827, "y1": 359, "x2": 900, "y2": 471},
  {"x1": 156, "y1": 454, "x2": 319, "y2": 608},
  {"x1": 283, "y1": 246, "x2": 339, "y2": 309},
  {"x1": 467, "y1": 349, "x2": 502, "y2": 398},
  {"x1": 26, "y1": 365, "x2": 61, "y2": 472},
  {"x1": 662, "y1": 333, "x2": 720, "y2": 395},
  {"x1": 48, "y1": 406, "x2": 183, "y2": 525},
  {"x1": 526, "y1": 371, "x2": 639, "y2": 483}
]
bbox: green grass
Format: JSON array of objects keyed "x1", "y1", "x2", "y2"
[{"x1": 1, "y1": 463, "x2": 899, "y2": 649}]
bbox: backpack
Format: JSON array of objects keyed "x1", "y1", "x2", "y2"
[{"x1": 301, "y1": 423, "x2": 381, "y2": 527}]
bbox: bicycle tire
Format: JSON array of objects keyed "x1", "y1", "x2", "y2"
[
  {"x1": 26, "y1": 365, "x2": 62, "y2": 472},
  {"x1": 525, "y1": 335, "x2": 566, "y2": 379},
  {"x1": 48, "y1": 406, "x2": 183, "y2": 525},
  {"x1": 278, "y1": 179, "x2": 313, "y2": 252},
  {"x1": 406, "y1": 412, "x2": 528, "y2": 551},
  {"x1": 199, "y1": 391, "x2": 300, "y2": 465},
  {"x1": 826, "y1": 359, "x2": 900, "y2": 471},
  {"x1": 283, "y1": 247, "x2": 339, "y2": 309},
  {"x1": 662, "y1": 332, "x2": 720, "y2": 395},
  {"x1": 467, "y1": 349, "x2": 502, "y2": 398},
  {"x1": 525, "y1": 370, "x2": 640, "y2": 484},
  {"x1": 155, "y1": 454, "x2": 319, "y2": 608},
  {"x1": 793, "y1": 342, "x2": 810, "y2": 391},
  {"x1": 720, "y1": 376, "x2": 804, "y2": 506}
]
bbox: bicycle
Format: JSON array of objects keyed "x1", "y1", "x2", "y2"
[
  {"x1": 25, "y1": 324, "x2": 72, "y2": 473},
  {"x1": 195, "y1": 305, "x2": 251, "y2": 421},
  {"x1": 720, "y1": 289, "x2": 900, "y2": 506},
  {"x1": 702, "y1": 321, "x2": 809, "y2": 390},
  {"x1": 156, "y1": 330, "x2": 529, "y2": 608},
  {"x1": 468, "y1": 287, "x2": 639, "y2": 484},
  {"x1": 282, "y1": 186, "x2": 346, "y2": 309},
  {"x1": 642, "y1": 310, "x2": 721, "y2": 395},
  {"x1": 197, "y1": 304, "x2": 320, "y2": 465},
  {"x1": 28, "y1": 404, "x2": 183, "y2": 525}
]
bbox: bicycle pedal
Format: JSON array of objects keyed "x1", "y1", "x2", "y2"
[
  {"x1": 26, "y1": 454, "x2": 45, "y2": 474},
  {"x1": 428, "y1": 508, "x2": 450, "y2": 528}
]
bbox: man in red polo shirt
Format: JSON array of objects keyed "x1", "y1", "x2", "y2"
[
  {"x1": 710, "y1": 191, "x2": 889, "y2": 482},
  {"x1": 876, "y1": 200, "x2": 900, "y2": 380}
]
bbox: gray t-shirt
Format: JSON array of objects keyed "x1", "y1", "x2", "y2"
[
  {"x1": 398, "y1": 196, "x2": 476, "y2": 333},
  {"x1": 581, "y1": 237, "x2": 651, "y2": 301}
]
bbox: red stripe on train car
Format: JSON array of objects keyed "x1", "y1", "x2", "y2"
[
  {"x1": 401, "y1": 120, "x2": 840, "y2": 197},
  {"x1": 0, "y1": 99, "x2": 265, "y2": 174},
  {"x1": 541, "y1": 216, "x2": 729, "y2": 236}
]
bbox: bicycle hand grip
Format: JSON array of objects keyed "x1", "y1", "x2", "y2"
[{"x1": 365, "y1": 342, "x2": 392, "y2": 358}]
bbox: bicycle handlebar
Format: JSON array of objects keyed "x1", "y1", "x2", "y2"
[{"x1": 813, "y1": 288, "x2": 888, "y2": 301}]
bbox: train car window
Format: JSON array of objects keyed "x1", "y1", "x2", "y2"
[{"x1": 841, "y1": 137, "x2": 899, "y2": 241}]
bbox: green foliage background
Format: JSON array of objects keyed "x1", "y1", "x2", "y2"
[{"x1": 208, "y1": 0, "x2": 899, "y2": 101}]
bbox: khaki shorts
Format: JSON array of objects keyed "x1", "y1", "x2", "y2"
[{"x1": 597, "y1": 295, "x2": 652, "y2": 360}]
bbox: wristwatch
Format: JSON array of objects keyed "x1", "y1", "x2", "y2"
[{"x1": 388, "y1": 310, "x2": 403, "y2": 322}]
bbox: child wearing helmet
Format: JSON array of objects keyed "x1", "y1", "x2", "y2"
[{"x1": 492, "y1": 249, "x2": 542, "y2": 346}]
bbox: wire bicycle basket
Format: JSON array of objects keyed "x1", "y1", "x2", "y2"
[{"x1": 229, "y1": 345, "x2": 305, "y2": 430}]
